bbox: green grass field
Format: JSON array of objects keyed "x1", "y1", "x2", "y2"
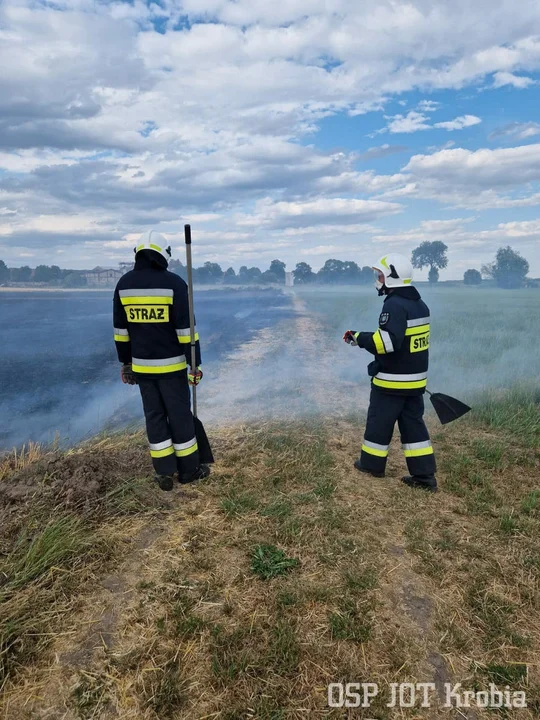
[
  {"x1": 1, "y1": 286, "x2": 539, "y2": 719},
  {"x1": 297, "y1": 285, "x2": 540, "y2": 428}
]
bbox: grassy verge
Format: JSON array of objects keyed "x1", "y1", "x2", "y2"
[
  {"x1": 0, "y1": 395, "x2": 539, "y2": 718},
  {"x1": 0, "y1": 432, "x2": 169, "y2": 692}
]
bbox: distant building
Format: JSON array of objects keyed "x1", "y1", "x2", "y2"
[
  {"x1": 285, "y1": 271, "x2": 294, "y2": 287},
  {"x1": 81, "y1": 267, "x2": 123, "y2": 287}
]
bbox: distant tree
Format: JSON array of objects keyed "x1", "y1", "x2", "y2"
[
  {"x1": 359, "y1": 266, "x2": 374, "y2": 284},
  {"x1": 33, "y1": 264, "x2": 62, "y2": 283},
  {"x1": 342, "y1": 261, "x2": 364, "y2": 284},
  {"x1": 317, "y1": 259, "x2": 345, "y2": 284},
  {"x1": 269, "y1": 259, "x2": 286, "y2": 284},
  {"x1": 293, "y1": 262, "x2": 316, "y2": 284},
  {"x1": 0, "y1": 260, "x2": 8, "y2": 283},
  {"x1": 193, "y1": 262, "x2": 224, "y2": 284},
  {"x1": 261, "y1": 270, "x2": 279, "y2": 284},
  {"x1": 223, "y1": 267, "x2": 236, "y2": 283},
  {"x1": 463, "y1": 269, "x2": 482, "y2": 285},
  {"x1": 316, "y1": 259, "x2": 370, "y2": 284},
  {"x1": 169, "y1": 259, "x2": 187, "y2": 281},
  {"x1": 9, "y1": 265, "x2": 32, "y2": 282},
  {"x1": 411, "y1": 241, "x2": 448, "y2": 283},
  {"x1": 246, "y1": 267, "x2": 262, "y2": 283},
  {"x1": 62, "y1": 272, "x2": 88, "y2": 288},
  {"x1": 238, "y1": 266, "x2": 262, "y2": 283},
  {"x1": 481, "y1": 246, "x2": 529, "y2": 289}
]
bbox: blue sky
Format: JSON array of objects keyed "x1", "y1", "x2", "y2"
[{"x1": 0, "y1": 0, "x2": 539, "y2": 278}]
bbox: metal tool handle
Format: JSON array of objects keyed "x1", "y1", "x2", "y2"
[{"x1": 184, "y1": 224, "x2": 197, "y2": 418}]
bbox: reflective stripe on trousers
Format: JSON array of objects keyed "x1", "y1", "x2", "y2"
[
  {"x1": 361, "y1": 440, "x2": 389, "y2": 457},
  {"x1": 149, "y1": 439, "x2": 175, "y2": 458},
  {"x1": 402, "y1": 440, "x2": 434, "y2": 457}
]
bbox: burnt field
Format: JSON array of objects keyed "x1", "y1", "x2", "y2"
[{"x1": 0, "y1": 288, "x2": 294, "y2": 450}]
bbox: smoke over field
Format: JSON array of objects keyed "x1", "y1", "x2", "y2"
[
  {"x1": 297, "y1": 284, "x2": 540, "y2": 401},
  {"x1": 0, "y1": 288, "x2": 295, "y2": 449},
  {"x1": 1, "y1": 285, "x2": 539, "y2": 450}
]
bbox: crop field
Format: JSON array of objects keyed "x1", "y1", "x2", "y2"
[
  {"x1": 0, "y1": 285, "x2": 539, "y2": 719},
  {"x1": 296, "y1": 285, "x2": 540, "y2": 406}
]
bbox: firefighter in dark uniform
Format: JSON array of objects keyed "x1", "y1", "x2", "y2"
[
  {"x1": 343, "y1": 253, "x2": 437, "y2": 492},
  {"x1": 113, "y1": 230, "x2": 209, "y2": 491}
]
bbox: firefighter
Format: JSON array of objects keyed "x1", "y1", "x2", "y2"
[
  {"x1": 113, "y1": 230, "x2": 210, "y2": 491},
  {"x1": 343, "y1": 253, "x2": 437, "y2": 492}
]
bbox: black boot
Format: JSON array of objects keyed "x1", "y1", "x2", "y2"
[
  {"x1": 401, "y1": 475, "x2": 438, "y2": 492},
  {"x1": 354, "y1": 459, "x2": 385, "y2": 478},
  {"x1": 178, "y1": 464, "x2": 211, "y2": 485},
  {"x1": 155, "y1": 474, "x2": 174, "y2": 491}
]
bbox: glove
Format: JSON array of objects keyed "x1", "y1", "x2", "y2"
[
  {"x1": 121, "y1": 363, "x2": 137, "y2": 385},
  {"x1": 188, "y1": 367, "x2": 203, "y2": 386},
  {"x1": 343, "y1": 330, "x2": 360, "y2": 346}
]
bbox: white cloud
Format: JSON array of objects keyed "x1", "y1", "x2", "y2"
[
  {"x1": 433, "y1": 114, "x2": 481, "y2": 131},
  {"x1": 493, "y1": 71, "x2": 535, "y2": 88},
  {"x1": 0, "y1": 0, "x2": 539, "y2": 272},
  {"x1": 236, "y1": 197, "x2": 403, "y2": 229},
  {"x1": 489, "y1": 121, "x2": 540, "y2": 141},
  {"x1": 404, "y1": 143, "x2": 540, "y2": 187},
  {"x1": 382, "y1": 112, "x2": 481, "y2": 134},
  {"x1": 417, "y1": 100, "x2": 440, "y2": 112},
  {"x1": 385, "y1": 111, "x2": 431, "y2": 133}
]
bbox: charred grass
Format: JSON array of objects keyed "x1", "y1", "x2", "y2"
[{"x1": 0, "y1": 396, "x2": 539, "y2": 718}]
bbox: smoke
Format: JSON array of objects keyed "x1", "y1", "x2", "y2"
[
  {"x1": 0, "y1": 288, "x2": 296, "y2": 449},
  {"x1": 1, "y1": 285, "x2": 538, "y2": 450}
]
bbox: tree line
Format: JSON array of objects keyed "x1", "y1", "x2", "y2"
[
  {"x1": 0, "y1": 262, "x2": 87, "y2": 287},
  {"x1": 170, "y1": 242, "x2": 533, "y2": 289},
  {"x1": 409, "y1": 241, "x2": 533, "y2": 289},
  {"x1": 169, "y1": 258, "x2": 376, "y2": 285},
  {"x1": 0, "y1": 243, "x2": 534, "y2": 289}
]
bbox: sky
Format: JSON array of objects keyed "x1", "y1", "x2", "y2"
[{"x1": 0, "y1": 1, "x2": 540, "y2": 279}]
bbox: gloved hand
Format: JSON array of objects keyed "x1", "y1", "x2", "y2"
[
  {"x1": 343, "y1": 330, "x2": 360, "y2": 346},
  {"x1": 188, "y1": 367, "x2": 203, "y2": 386},
  {"x1": 121, "y1": 363, "x2": 137, "y2": 385}
]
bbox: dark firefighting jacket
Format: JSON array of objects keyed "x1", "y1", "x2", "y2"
[
  {"x1": 356, "y1": 286, "x2": 430, "y2": 395},
  {"x1": 113, "y1": 251, "x2": 201, "y2": 378}
]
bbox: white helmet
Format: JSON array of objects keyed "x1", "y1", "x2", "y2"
[
  {"x1": 135, "y1": 230, "x2": 171, "y2": 262},
  {"x1": 373, "y1": 253, "x2": 413, "y2": 292}
]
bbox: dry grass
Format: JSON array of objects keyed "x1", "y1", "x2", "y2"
[{"x1": 0, "y1": 407, "x2": 539, "y2": 719}]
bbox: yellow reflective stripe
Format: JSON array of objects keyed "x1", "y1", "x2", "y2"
[
  {"x1": 114, "y1": 334, "x2": 130, "y2": 342},
  {"x1": 150, "y1": 243, "x2": 163, "y2": 252},
  {"x1": 405, "y1": 324, "x2": 430, "y2": 336},
  {"x1": 150, "y1": 446, "x2": 175, "y2": 458},
  {"x1": 373, "y1": 329, "x2": 385, "y2": 354},
  {"x1": 362, "y1": 443, "x2": 388, "y2": 458},
  {"x1": 403, "y1": 447, "x2": 434, "y2": 457},
  {"x1": 121, "y1": 296, "x2": 173, "y2": 305},
  {"x1": 175, "y1": 442, "x2": 198, "y2": 458},
  {"x1": 403, "y1": 278, "x2": 412, "y2": 284},
  {"x1": 379, "y1": 255, "x2": 389, "y2": 270},
  {"x1": 373, "y1": 378, "x2": 427, "y2": 390},
  {"x1": 178, "y1": 332, "x2": 199, "y2": 344},
  {"x1": 133, "y1": 361, "x2": 187, "y2": 374}
]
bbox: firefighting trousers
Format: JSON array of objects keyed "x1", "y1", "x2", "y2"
[
  {"x1": 360, "y1": 387, "x2": 436, "y2": 477},
  {"x1": 138, "y1": 373, "x2": 200, "y2": 478}
]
